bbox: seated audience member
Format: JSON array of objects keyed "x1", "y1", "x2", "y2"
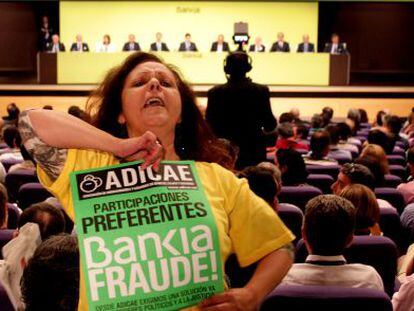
[
  {"x1": 310, "y1": 114, "x2": 323, "y2": 135},
  {"x1": 393, "y1": 251, "x2": 414, "y2": 311},
  {"x1": 69, "y1": 34, "x2": 89, "y2": 52},
  {"x1": 178, "y1": 33, "x2": 198, "y2": 52},
  {"x1": 150, "y1": 32, "x2": 169, "y2": 52},
  {"x1": 347, "y1": 109, "x2": 361, "y2": 132},
  {"x1": 0, "y1": 223, "x2": 41, "y2": 310},
  {"x1": 321, "y1": 106, "x2": 334, "y2": 128},
  {"x1": 282, "y1": 195, "x2": 384, "y2": 290},
  {"x1": 46, "y1": 34, "x2": 65, "y2": 53},
  {"x1": 0, "y1": 126, "x2": 23, "y2": 161},
  {"x1": 336, "y1": 122, "x2": 359, "y2": 154},
  {"x1": 325, "y1": 124, "x2": 352, "y2": 162},
  {"x1": 331, "y1": 163, "x2": 375, "y2": 195},
  {"x1": 303, "y1": 131, "x2": 338, "y2": 166},
  {"x1": 0, "y1": 184, "x2": 8, "y2": 229},
  {"x1": 374, "y1": 110, "x2": 387, "y2": 128},
  {"x1": 403, "y1": 111, "x2": 414, "y2": 135},
  {"x1": 210, "y1": 34, "x2": 230, "y2": 52},
  {"x1": 21, "y1": 234, "x2": 79, "y2": 311},
  {"x1": 398, "y1": 147, "x2": 414, "y2": 204},
  {"x1": 368, "y1": 129, "x2": 396, "y2": 155},
  {"x1": 1, "y1": 103, "x2": 20, "y2": 129},
  {"x1": 384, "y1": 115, "x2": 408, "y2": 148},
  {"x1": 355, "y1": 156, "x2": 386, "y2": 188},
  {"x1": 359, "y1": 109, "x2": 369, "y2": 124},
  {"x1": 18, "y1": 202, "x2": 66, "y2": 240},
  {"x1": 279, "y1": 112, "x2": 294, "y2": 124},
  {"x1": 270, "y1": 32, "x2": 290, "y2": 52},
  {"x1": 240, "y1": 166, "x2": 279, "y2": 211},
  {"x1": 217, "y1": 138, "x2": 239, "y2": 172},
  {"x1": 360, "y1": 144, "x2": 389, "y2": 177},
  {"x1": 297, "y1": 34, "x2": 314, "y2": 53},
  {"x1": 331, "y1": 163, "x2": 393, "y2": 210},
  {"x1": 295, "y1": 123, "x2": 310, "y2": 146},
  {"x1": 122, "y1": 34, "x2": 141, "y2": 52},
  {"x1": 275, "y1": 123, "x2": 308, "y2": 151},
  {"x1": 249, "y1": 36, "x2": 265, "y2": 52},
  {"x1": 276, "y1": 148, "x2": 308, "y2": 186},
  {"x1": 340, "y1": 184, "x2": 382, "y2": 236},
  {"x1": 323, "y1": 33, "x2": 348, "y2": 54},
  {"x1": 67, "y1": 106, "x2": 91, "y2": 123},
  {"x1": 95, "y1": 34, "x2": 115, "y2": 52},
  {"x1": 8, "y1": 145, "x2": 35, "y2": 173},
  {"x1": 290, "y1": 108, "x2": 301, "y2": 123},
  {"x1": 258, "y1": 161, "x2": 282, "y2": 194}
]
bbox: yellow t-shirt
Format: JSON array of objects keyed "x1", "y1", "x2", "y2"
[{"x1": 38, "y1": 149, "x2": 294, "y2": 311}]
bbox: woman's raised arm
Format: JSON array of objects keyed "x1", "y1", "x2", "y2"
[{"x1": 18, "y1": 109, "x2": 163, "y2": 181}]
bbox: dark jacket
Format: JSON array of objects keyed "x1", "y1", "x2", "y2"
[
  {"x1": 297, "y1": 42, "x2": 315, "y2": 53},
  {"x1": 46, "y1": 42, "x2": 66, "y2": 52},
  {"x1": 270, "y1": 41, "x2": 290, "y2": 52},
  {"x1": 248, "y1": 44, "x2": 265, "y2": 52},
  {"x1": 70, "y1": 42, "x2": 89, "y2": 52},
  {"x1": 178, "y1": 42, "x2": 198, "y2": 52},
  {"x1": 206, "y1": 78, "x2": 277, "y2": 169},
  {"x1": 210, "y1": 41, "x2": 230, "y2": 52},
  {"x1": 323, "y1": 43, "x2": 348, "y2": 54},
  {"x1": 122, "y1": 42, "x2": 141, "y2": 51},
  {"x1": 150, "y1": 42, "x2": 169, "y2": 51}
]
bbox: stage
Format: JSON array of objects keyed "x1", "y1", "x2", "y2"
[{"x1": 1, "y1": 84, "x2": 414, "y2": 122}]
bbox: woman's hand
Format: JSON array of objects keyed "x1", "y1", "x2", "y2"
[
  {"x1": 199, "y1": 288, "x2": 259, "y2": 311},
  {"x1": 114, "y1": 131, "x2": 164, "y2": 170}
]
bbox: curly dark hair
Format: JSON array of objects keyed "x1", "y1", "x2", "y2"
[
  {"x1": 21, "y1": 234, "x2": 79, "y2": 311},
  {"x1": 86, "y1": 52, "x2": 231, "y2": 168}
]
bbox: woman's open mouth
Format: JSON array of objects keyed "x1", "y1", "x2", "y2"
[{"x1": 144, "y1": 97, "x2": 165, "y2": 109}]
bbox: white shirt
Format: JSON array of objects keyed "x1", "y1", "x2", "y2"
[
  {"x1": 393, "y1": 274, "x2": 414, "y2": 311},
  {"x1": 95, "y1": 42, "x2": 115, "y2": 53},
  {"x1": 255, "y1": 45, "x2": 263, "y2": 52},
  {"x1": 331, "y1": 43, "x2": 338, "y2": 54},
  {"x1": 216, "y1": 43, "x2": 223, "y2": 52},
  {"x1": 282, "y1": 254, "x2": 384, "y2": 291},
  {"x1": 156, "y1": 42, "x2": 162, "y2": 51}
]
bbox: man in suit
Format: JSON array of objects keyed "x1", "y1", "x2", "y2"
[
  {"x1": 270, "y1": 32, "x2": 290, "y2": 52},
  {"x1": 206, "y1": 52, "x2": 277, "y2": 170},
  {"x1": 46, "y1": 34, "x2": 65, "y2": 53},
  {"x1": 178, "y1": 33, "x2": 198, "y2": 52},
  {"x1": 248, "y1": 36, "x2": 265, "y2": 52},
  {"x1": 297, "y1": 34, "x2": 315, "y2": 53},
  {"x1": 324, "y1": 33, "x2": 348, "y2": 54},
  {"x1": 150, "y1": 32, "x2": 169, "y2": 52},
  {"x1": 210, "y1": 34, "x2": 230, "y2": 52},
  {"x1": 70, "y1": 34, "x2": 89, "y2": 52},
  {"x1": 122, "y1": 34, "x2": 141, "y2": 52}
]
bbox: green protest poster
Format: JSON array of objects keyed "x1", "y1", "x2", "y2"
[{"x1": 70, "y1": 161, "x2": 224, "y2": 311}]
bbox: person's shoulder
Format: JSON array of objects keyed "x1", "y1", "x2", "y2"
[{"x1": 195, "y1": 162, "x2": 236, "y2": 183}]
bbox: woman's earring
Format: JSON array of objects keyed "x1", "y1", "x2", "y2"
[{"x1": 174, "y1": 123, "x2": 187, "y2": 159}]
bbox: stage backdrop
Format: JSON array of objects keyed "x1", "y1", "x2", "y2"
[
  {"x1": 60, "y1": 1, "x2": 318, "y2": 53},
  {"x1": 58, "y1": 1, "x2": 322, "y2": 85}
]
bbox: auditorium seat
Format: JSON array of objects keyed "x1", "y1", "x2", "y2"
[
  {"x1": 384, "y1": 174, "x2": 402, "y2": 188},
  {"x1": 279, "y1": 186, "x2": 322, "y2": 211},
  {"x1": 0, "y1": 158, "x2": 23, "y2": 172},
  {"x1": 306, "y1": 165, "x2": 340, "y2": 179},
  {"x1": 296, "y1": 236, "x2": 398, "y2": 297},
  {"x1": 278, "y1": 203, "x2": 303, "y2": 244},
  {"x1": 260, "y1": 285, "x2": 392, "y2": 311},
  {"x1": 0, "y1": 229, "x2": 15, "y2": 260},
  {"x1": 360, "y1": 123, "x2": 371, "y2": 129},
  {"x1": 6, "y1": 203, "x2": 21, "y2": 230},
  {"x1": 0, "y1": 282, "x2": 14, "y2": 311},
  {"x1": 5, "y1": 170, "x2": 38, "y2": 203},
  {"x1": 392, "y1": 147, "x2": 406, "y2": 157},
  {"x1": 356, "y1": 129, "x2": 370, "y2": 137},
  {"x1": 329, "y1": 154, "x2": 351, "y2": 165},
  {"x1": 389, "y1": 165, "x2": 408, "y2": 180},
  {"x1": 379, "y1": 207, "x2": 404, "y2": 251},
  {"x1": 17, "y1": 183, "x2": 52, "y2": 210},
  {"x1": 386, "y1": 155, "x2": 406, "y2": 166},
  {"x1": 395, "y1": 142, "x2": 406, "y2": 150},
  {"x1": 375, "y1": 188, "x2": 405, "y2": 214},
  {"x1": 306, "y1": 174, "x2": 334, "y2": 194},
  {"x1": 353, "y1": 136, "x2": 366, "y2": 145}
]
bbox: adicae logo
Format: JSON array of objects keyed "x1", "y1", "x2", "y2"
[{"x1": 80, "y1": 174, "x2": 103, "y2": 193}]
